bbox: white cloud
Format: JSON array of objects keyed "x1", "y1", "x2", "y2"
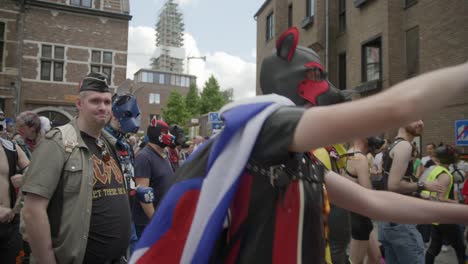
[
  {"x1": 127, "y1": 26, "x2": 256, "y2": 99},
  {"x1": 127, "y1": 26, "x2": 156, "y2": 78}
]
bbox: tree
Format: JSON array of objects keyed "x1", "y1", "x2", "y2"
[
  {"x1": 162, "y1": 90, "x2": 190, "y2": 127},
  {"x1": 221, "y1": 88, "x2": 234, "y2": 103},
  {"x1": 185, "y1": 82, "x2": 200, "y2": 117},
  {"x1": 199, "y1": 75, "x2": 228, "y2": 114}
]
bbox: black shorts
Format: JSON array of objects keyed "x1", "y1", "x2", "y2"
[{"x1": 350, "y1": 212, "x2": 373, "y2": 240}]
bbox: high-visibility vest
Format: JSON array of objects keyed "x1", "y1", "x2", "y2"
[{"x1": 421, "y1": 165, "x2": 453, "y2": 200}]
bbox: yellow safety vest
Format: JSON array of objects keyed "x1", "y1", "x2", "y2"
[{"x1": 420, "y1": 166, "x2": 453, "y2": 200}]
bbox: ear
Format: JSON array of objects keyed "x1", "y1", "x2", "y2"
[{"x1": 276, "y1": 27, "x2": 299, "y2": 61}]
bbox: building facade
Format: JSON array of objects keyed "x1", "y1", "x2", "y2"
[
  {"x1": 0, "y1": 0, "x2": 131, "y2": 125},
  {"x1": 255, "y1": 0, "x2": 468, "y2": 153},
  {"x1": 117, "y1": 69, "x2": 195, "y2": 131}
]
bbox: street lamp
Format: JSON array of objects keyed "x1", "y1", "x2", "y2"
[{"x1": 186, "y1": 56, "x2": 206, "y2": 75}]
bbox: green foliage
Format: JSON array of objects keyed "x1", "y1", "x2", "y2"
[
  {"x1": 199, "y1": 75, "x2": 228, "y2": 114},
  {"x1": 162, "y1": 90, "x2": 190, "y2": 127},
  {"x1": 185, "y1": 82, "x2": 200, "y2": 117}
]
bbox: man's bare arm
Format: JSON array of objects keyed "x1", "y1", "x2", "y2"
[
  {"x1": 386, "y1": 142, "x2": 417, "y2": 194},
  {"x1": 135, "y1": 177, "x2": 155, "y2": 219},
  {"x1": 290, "y1": 63, "x2": 468, "y2": 152},
  {"x1": 326, "y1": 171, "x2": 468, "y2": 224},
  {"x1": 16, "y1": 146, "x2": 29, "y2": 171},
  {"x1": 23, "y1": 193, "x2": 57, "y2": 264}
]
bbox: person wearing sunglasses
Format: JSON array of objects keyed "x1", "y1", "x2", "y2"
[{"x1": 22, "y1": 72, "x2": 131, "y2": 264}]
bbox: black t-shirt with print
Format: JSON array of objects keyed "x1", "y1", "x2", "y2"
[{"x1": 81, "y1": 132, "x2": 131, "y2": 264}]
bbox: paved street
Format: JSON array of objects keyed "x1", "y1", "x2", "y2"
[{"x1": 434, "y1": 246, "x2": 462, "y2": 264}]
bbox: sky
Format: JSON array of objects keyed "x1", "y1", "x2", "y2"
[{"x1": 127, "y1": 0, "x2": 265, "y2": 99}]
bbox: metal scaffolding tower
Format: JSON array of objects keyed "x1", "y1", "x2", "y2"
[{"x1": 151, "y1": 0, "x2": 185, "y2": 73}]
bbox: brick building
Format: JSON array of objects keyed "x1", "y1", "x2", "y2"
[
  {"x1": 254, "y1": 0, "x2": 468, "y2": 153},
  {"x1": 117, "y1": 69, "x2": 196, "y2": 131},
  {"x1": 0, "y1": 0, "x2": 130, "y2": 126}
]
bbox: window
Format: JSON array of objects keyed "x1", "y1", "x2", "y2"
[
  {"x1": 71, "y1": 0, "x2": 92, "y2": 8},
  {"x1": 406, "y1": 26, "x2": 419, "y2": 77},
  {"x1": 338, "y1": 52, "x2": 347, "y2": 90},
  {"x1": 362, "y1": 37, "x2": 382, "y2": 82},
  {"x1": 338, "y1": 0, "x2": 346, "y2": 33},
  {"x1": 149, "y1": 93, "x2": 160, "y2": 104},
  {"x1": 306, "y1": 0, "x2": 315, "y2": 17},
  {"x1": 0, "y1": 22, "x2": 5, "y2": 72},
  {"x1": 266, "y1": 12, "x2": 274, "y2": 41},
  {"x1": 288, "y1": 4, "x2": 293, "y2": 28},
  {"x1": 40, "y1": 45, "x2": 64, "y2": 81},
  {"x1": 90, "y1": 50, "x2": 112, "y2": 83}
]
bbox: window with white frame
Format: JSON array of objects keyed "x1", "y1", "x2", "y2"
[
  {"x1": 41, "y1": 44, "x2": 64, "y2": 82},
  {"x1": 149, "y1": 93, "x2": 160, "y2": 104},
  {"x1": 71, "y1": 0, "x2": 92, "y2": 8},
  {"x1": 266, "y1": 12, "x2": 274, "y2": 41},
  {"x1": 91, "y1": 50, "x2": 112, "y2": 83},
  {"x1": 362, "y1": 37, "x2": 382, "y2": 82}
]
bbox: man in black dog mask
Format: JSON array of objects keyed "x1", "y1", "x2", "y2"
[{"x1": 133, "y1": 118, "x2": 175, "y2": 237}]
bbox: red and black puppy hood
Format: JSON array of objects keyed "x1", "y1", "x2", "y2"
[{"x1": 261, "y1": 27, "x2": 350, "y2": 106}]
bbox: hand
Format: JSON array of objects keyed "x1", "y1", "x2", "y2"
[
  {"x1": 424, "y1": 181, "x2": 444, "y2": 193},
  {"x1": 10, "y1": 174, "x2": 23, "y2": 188},
  {"x1": 0, "y1": 207, "x2": 14, "y2": 223}
]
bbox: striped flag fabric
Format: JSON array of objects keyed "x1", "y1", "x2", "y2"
[{"x1": 129, "y1": 95, "x2": 294, "y2": 264}]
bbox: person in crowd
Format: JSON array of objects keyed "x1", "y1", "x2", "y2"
[
  {"x1": 22, "y1": 72, "x2": 131, "y2": 264},
  {"x1": 421, "y1": 143, "x2": 437, "y2": 168},
  {"x1": 421, "y1": 145, "x2": 465, "y2": 264},
  {"x1": 346, "y1": 137, "x2": 386, "y2": 264},
  {"x1": 130, "y1": 27, "x2": 468, "y2": 263},
  {"x1": 378, "y1": 119, "x2": 444, "y2": 263},
  {"x1": 0, "y1": 131, "x2": 30, "y2": 264},
  {"x1": 105, "y1": 93, "x2": 155, "y2": 258},
  {"x1": 133, "y1": 117, "x2": 174, "y2": 238},
  {"x1": 14, "y1": 111, "x2": 42, "y2": 159}
]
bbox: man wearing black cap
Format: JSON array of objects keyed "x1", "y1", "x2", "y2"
[
  {"x1": 133, "y1": 117, "x2": 174, "y2": 238},
  {"x1": 22, "y1": 72, "x2": 131, "y2": 264}
]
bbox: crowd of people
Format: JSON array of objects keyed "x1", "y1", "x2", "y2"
[{"x1": 1, "y1": 26, "x2": 468, "y2": 264}]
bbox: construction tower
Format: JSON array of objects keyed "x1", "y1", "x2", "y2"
[{"x1": 151, "y1": 0, "x2": 185, "y2": 73}]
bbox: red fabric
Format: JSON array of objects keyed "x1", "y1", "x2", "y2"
[
  {"x1": 304, "y1": 61, "x2": 324, "y2": 71},
  {"x1": 226, "y1": 172, "x2": 253, "y2": 264},
  {"x1": 137, "y1": 190, "x2": 200, "y2": 263},
  {"x1": 297, "y1": 79, "x2": 330, "y2": 105},
  {"x1": 462, "y1": 181, "x2": 468, "y2": 204},
  {"x1": 168, "y1": 148, "x2": 179, "y2": 164},
  {"x1": 276, "y1": 27, "x2": 299, "y2": 61},
  {"x1": 273, "y1": 181, "x2": 300, "y2": 264}
]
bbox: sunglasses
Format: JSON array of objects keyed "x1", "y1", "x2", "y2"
[{"x1": 95, "y1": 138, "x2": 111, "y2": 162}]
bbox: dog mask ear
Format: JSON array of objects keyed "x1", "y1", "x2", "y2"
[{"x1": 276, "y1": 27, "x2": 299, "y2": 61}]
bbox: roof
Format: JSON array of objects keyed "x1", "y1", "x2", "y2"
[{"x1": 253, "y1": 0, "x2": 271, "y2": 19}]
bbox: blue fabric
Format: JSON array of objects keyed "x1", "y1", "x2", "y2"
[
  {"x1": 378, "y1": 222, "x2": 425, "y2": 264},
  {"x1": 192, "y1": 102, "x2": 272, "y2": 262},
  {"x1": 133, "y1": 146, "x2": 174, "y2": 225}
]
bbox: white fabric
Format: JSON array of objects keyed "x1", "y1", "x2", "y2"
[{"x1": 180, "y1": 94, "x2": 294, "y2": 262}]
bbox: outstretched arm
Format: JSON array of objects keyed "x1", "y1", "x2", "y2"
[
  {"x1": 290, "y1": 63, "x2": 468, "y2": 152},
  {"x1": 325, "y1": 170, "x2": 468, "y2": 224}
]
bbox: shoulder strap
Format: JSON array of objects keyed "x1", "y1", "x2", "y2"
[
  {"x1": 47, "y1": 124, "x2": 78, "y2": 238},
  {"x1": 57, "y1": 124, "x2": 79, "y2": 153}
]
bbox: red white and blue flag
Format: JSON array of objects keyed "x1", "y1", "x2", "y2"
[{"x1": 129, "y1": 95, "x2": 294, "y2": 264}]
